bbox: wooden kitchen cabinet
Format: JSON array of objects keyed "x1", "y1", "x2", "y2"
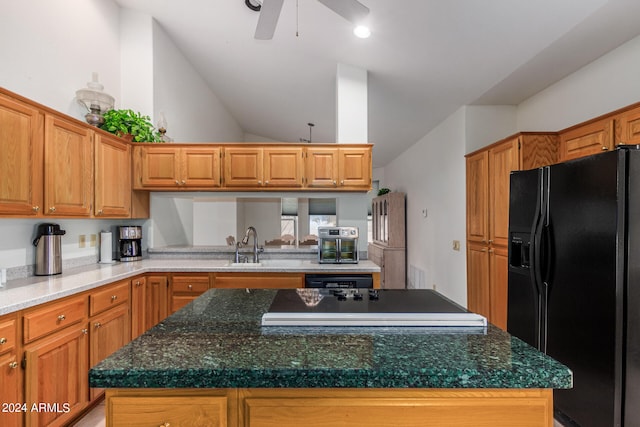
[
  {"x1": 0, "y1": 91, "x2": 44, "y2": 216},
  {"x1": 213, "y1": 272, "x2": 304, "y2": 289},
  {"x1": 223, "y1": 146, "x2": 263, "y2": 188},
  {"x1": 465, "y1": 133, "x2": 557, "y2": 328},
  {"x1": 559, "y1": 117, "x2": 614, "y2": 162},
  {"x1": 133, "y1": 145, "x2": 221, "y2": 190},
  {"x1": 130, "y1": 276, "x2": 147, "y2": 340},
  {"x1": 305, "y1": 147, "x2": 339, "y2": 188},
  {"x1": 263, "y1": 147, "x2": 304, "y2": 188},
  {"x1": 224, "y1": 146, "x2": 305, "y2": 189},
  {"x1": 304, "y1": 146, "x2": 372, "y2": 190},
  {"x1": 170, "y1": 274, "x2": 211, "y2": 314},
  {"x1": 145, "y1": 275, "x2": 169, "y2": 331},
  {"x1": 94, "y1": 133, "x2": 131, "y2": 217},
  {"x1": 0, "y1": 313, "x2": 21, "y2": 427},
  {"x1": 43, "y1": 114, "x2": 93, "y2": 217},
  {"x1": 369, "y1": 192, "x2": 406, "y2": 288},
  {"x1": 24, "y1": 324, "x2": 89, "y2": 427},
  {"x1": 615, "y1": 105, "x2": 640, "y2": 146},
  {"x1": 338, "y1": 147, "x2": 371, "y2": 189}
]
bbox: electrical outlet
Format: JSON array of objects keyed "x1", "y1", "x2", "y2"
[
  {"x1": 452, "y1": 240, "x2": 461, "y2": 251},
  {"x1": 79, "y1": 235, "x2": 86, "y2": 248},
  {"x1": 89, "y1": 234, "x2": 97, "y2": 247}
]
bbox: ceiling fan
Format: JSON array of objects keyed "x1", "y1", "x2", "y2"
[{"x1": 246, "y1": 0, "x2": 370, "y2": 40}]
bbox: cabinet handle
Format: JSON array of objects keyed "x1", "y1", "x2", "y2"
[
  {"x1": 135, "y1": 280, "x2": 141, "y2": 286},
  {"x1": 9, "y1": 361, "x2": 18, "y2": 369},
  {"x1": 488, "y1": 240, "x2": 493, "y2": 244},
  {"x1": 82, "y1": 328, "x2": 88, "y2": 335},
  {"x1": 175, "y1": 180, "x2": 180, "y2": 185},
  {"x1": 188, "y1": 284, "x2": 193, "y2": 290},
  {"x1": 111, "y1": 295, "x2": 118, "y2": 302},
  {"x1": 94, "y1": 322, "x2": 102, "y2": 328},
  {"x1": 57, "y1": 314, "x2": 66, "y2": 321},
  {"x1": 489, "y1": 249, "x2": 494, "y2": 254},
  {"x1": 0, "y1": 337, "x2": 6, "y2": 345},
  {"x1": 97, "y1": 209, "x2": 103, "y2": 215},
  {"x1": 32, "y1": 206, "x2": 39, "y2": 213},
  {"x1": 159, "y1": 423, "x2": 170, "y2": 427},
  {"x1": 333, "y1": 180, "x2": 337, "y2": 186},
  {"x1": 602, "y1": 146, "x2": 609, "y2": 151},
  {"x1": 341, "y1": 180, "x2": 345, "y2": 185},
  {"x1": 265, "y1": 180, "x2": 269, "y2": 184},
  {"x1": 258, "y1": 180, "x2": 262, "y2": 185},
  {"x1": 49, "y1": 207, "x2": 56, "y2": 213},
  {"x1": 181, "y1": 180, "x2": 186, "y2": 185}
]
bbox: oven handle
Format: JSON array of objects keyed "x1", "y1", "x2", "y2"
[{"x1": 336, "y1": 238, "x2": 342, "y2": 263}]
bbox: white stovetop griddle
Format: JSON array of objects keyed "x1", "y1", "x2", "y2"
[{"x1": 261, "y1": 289, "x2": 487, "y2": 327}]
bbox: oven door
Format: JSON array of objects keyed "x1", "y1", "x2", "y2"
[
  {"x1": 337, "y1": 238, "x2": 358, "y2": 263},
  {"x1": 318, "y1": 238, "x2": 337, "y2": 263}
]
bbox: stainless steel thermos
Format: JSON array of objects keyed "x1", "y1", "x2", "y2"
[{"x1": 33, "y1": 223, "x2": 66, "y2": 276}]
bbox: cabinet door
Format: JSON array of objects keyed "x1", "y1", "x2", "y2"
[
  {"x1": 44, "y1": 114, "x2": 93, "y2": 216},
  {"x1": 466, "y1": 243, "x2": 490, "y2": 319},
  {"x1": 466, "y1": 151, "x2": 488, "y2": 244},
  {"x1": 559, "y1": 118, "x2": 614, "y2": 161},
  {"x1": 90, "y1": 304, "x2": 130, "y2": 400},
  {"x1": 24, "y1": 325, "x2": 89, "y2": 427},
  {"x1": 0, "y1": 352, "x2": 21, "y2": 427},
  {"x1": 145, "y1": 276, "x2": 168, "y2": 331},
  {"x1": 488, "y1": 139, "x2": 520, "y2": 247},
  {"x1": 182, "y1": 146, "x2": 221, "y2": 188},
  {"x1": 338, "y1": 147, "x2": 371, "y2": 189},
  {"x1": 223, "y1": 147, "x2": 263, "y2": 187},
  {"x1": 0, "y1": 93, "x2": 43, "y2": 216},
  {"x1": 263, "y1": 147, "x2": 304, "y2": 188},
  {"x1": 616, "y1": 106, "x2": 640, "y2": 146},
  {"x1": 94, "y1": 133, "x2": 131, "y2": 217},
  {"x1": 305, "y1": 147, "x2": 339, "y2": 188},
  {"x1": 131, "y1": 277, "x2": 147, "y2": 340},
  {"x1": 170, "y1": 274, "x2": 210, "y2": 314},
  {"x1": 136, "y1": 146, "x2": 181, "y2": 188},
  {"x1": 490, "y1": 245, "x2": 509, "y2": 330}
]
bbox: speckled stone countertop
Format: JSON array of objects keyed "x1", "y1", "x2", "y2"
[
  {"x1": 0, "y1": 259, "x2": 379, "y2": 315},
  {"x1": 89, "y1": 289, "x2": 573, "y2": 390}
]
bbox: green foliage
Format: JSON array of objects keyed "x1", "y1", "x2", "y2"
[
  {"x1": 100, "y1": 109, "x2": 162, "y2": 143},
  {"x1": 377, "y1": 188, "x2": 391, "y2": 196}
]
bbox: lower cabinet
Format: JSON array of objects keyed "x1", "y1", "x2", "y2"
[
  {"x1": 24, "y1": 325, "x2": 89, "y2": 427},
  {"x1": 104, "y1": 388, "x2": 552, "y2": 427},
  {"x1": 213, "y1": 272, "x2": 304, "y2": 289},
  {"x1": 130, "y1": 276, "x2": 147, "y2": 340},
  {"x1": 467, "y1": 242, "x2": 508, "y2": 330},
  {"x1": 145, "y1": 276, "x2": 169, "y2": 331},
  {"x1": 170, "y1": 273, "x2": 211, "y2": 314},
  {"x1": 0, "y1": 313, "x2": 21, "y2": 427}
]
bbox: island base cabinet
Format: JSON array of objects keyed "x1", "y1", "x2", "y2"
[
  {"x1": 105, "y1": 389, "x2": 237, "y2": 427},
  {"x1": 104, "y1": 388, "x2": 553, "y2": 427}
]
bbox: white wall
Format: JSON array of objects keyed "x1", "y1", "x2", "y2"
[
  {"x1": 382, "y1": 108, "x2": 468, "y2": 305},
  {"x1": 517, "y1": 34, "x2": 640, "y2": 131},
  {"x1": 465, "y1": 105, "x2": 518, "y2": 154},
  {"x1": 152, "y1": 21, "x2": 244, "y2": 141}
]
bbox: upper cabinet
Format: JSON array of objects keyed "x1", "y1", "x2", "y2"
[
  {"x1": 135, "y1": 143, "x2": 372, "y2": 192},
  {"x1": 43, "y1": 114, "x2": 94, "y2": 217},
  {"x1": 133, "y1": 145, "x2": 221, "y2": 190},
  {"x1": 0, "y1": 92, "x2": 43, "y2": 216},
  {"x1": 95, "y1": 133, "x2": 132, "y2": 218},
  {"x1": 615, "y1": 105, "x2": 640, "y2": 146}
]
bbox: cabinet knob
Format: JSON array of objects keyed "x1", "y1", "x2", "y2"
[
  {"x1": 49, "y1": 207, "x2": 56, "y2": 213},
  {"x1": 341, "y1": 180, "x2": 345, "y2": 185},
  {"x1": 111, "y1": 295, "x2": 118, "y2": 301},
  {"x1": 32, "y1": 206, "x2": 40, "y2": 213},
  {"x1": 175, "y1": 180, "x2": 180, "y2": 185},
  {"x1": 489, "y1": 249, "x2": 494, "y2": 254},
  {"x1": 188, "y1": 284, "x2": 193, "y2": 290},
  {"x1": 159, "y1": 423, "x2": 171, "y2": 427},
  {"x1": 602, "y1": 146, "x2": 609, "y2": 151},
  {"x1": 97, "y1": 209, "x2": 103, "y2": 215},
  {"x1": 82, "y1": 328, "x2": 88, "y2": 335},
  {"x1": 333, "y1": 180, "x2": 337, "y2": 186},
  {"x1": 258, "y1": 180, "x2": 262, "y2": 185},
  {"x1": 265, "y1": 180, "x2": 269, "y2": 184},
  {"x1": 488, "y1": 240, "x2": 493, "y2": 244},
  {"x1": 0, "y1": 337, "x2": 6, "y2": 345},
  {"x1": 94, "y1": 322, "x2": 102, "y2": 329},
  {"x1": 57, "y1": 314, "x2": 66, "y2": 321},
  {"x1": 8, "y1": 361, "x2": 18, "y2": 369},
  {"x1": 181, "y1": 180, "x2": 186, "y2": 185}
]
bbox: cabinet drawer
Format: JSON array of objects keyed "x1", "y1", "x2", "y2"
[
  {"x1": 172, "y1": 275, "x2": 210, "y2": 293},
  {"x1": 23, "y1": 295, "x2": 87, "y2": 343},
  {"x1": 90, "y1": 281, "x2": 130, "y2": 316},
  {"x1": 0, "y1": 318, "x2": 16, "y2": 355},
  {"x1": 108, "y1": 395, "x2": 227, "y2": 427}
]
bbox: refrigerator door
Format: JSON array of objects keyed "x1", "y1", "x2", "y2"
[
  {"x1": 545, "y1": 151, "x2": 621, "y2": 427},
  {"x1": 507, "y1": 168, "x2": 543, "y2": 349}
]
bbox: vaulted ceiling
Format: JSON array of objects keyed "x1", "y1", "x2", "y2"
[{"x1": 114, "y1": 0, "x2": 640, "y2": 167}]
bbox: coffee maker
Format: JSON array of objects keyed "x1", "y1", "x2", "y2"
[{"x1": 117, "y1": 226, "x2": 142, "y2": 261}]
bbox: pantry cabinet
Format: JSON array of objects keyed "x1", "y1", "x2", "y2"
[
  {"x1": 465, "y1": 133, "x2": 557, "y2": 329},
  {"x1": 0, "y1": 92, "x2": 43, "y2": 216}
]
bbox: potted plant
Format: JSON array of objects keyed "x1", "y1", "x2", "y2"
[{"x1": 100, "y1": 109, "x2": 162, "y2": 142}]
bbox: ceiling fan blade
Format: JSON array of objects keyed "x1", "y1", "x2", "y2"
[
  {"x1": 317, "y1": 0, "x2": 369, "y2": 24},
  {"x1": 255, "y1": 0, "x2": 284, "y2": 40}
]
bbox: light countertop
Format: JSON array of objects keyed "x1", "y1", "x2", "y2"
[{"x1": 0, "y1": 258, "x2": 380, "y2": 315}]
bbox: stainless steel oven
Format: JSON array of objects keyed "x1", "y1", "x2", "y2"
[{"x1": 317, "y1": 226, "x2": 359, "y2": 264}]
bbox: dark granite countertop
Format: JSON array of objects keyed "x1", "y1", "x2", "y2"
[{"x1": 89, "y1": 289, "x2": 572, "y2": 389}]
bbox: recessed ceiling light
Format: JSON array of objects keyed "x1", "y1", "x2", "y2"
[{"x1": 353, "y1": 25, "x2": 371, "y2": 39}]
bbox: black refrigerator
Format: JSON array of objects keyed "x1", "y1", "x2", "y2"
[{"x1": 507, "y1": 146, "x2": 640, "y2": 427}]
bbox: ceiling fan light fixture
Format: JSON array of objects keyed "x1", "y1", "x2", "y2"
[{"x1": 353, "y1": 25, "x2": 371, "y2": 38}]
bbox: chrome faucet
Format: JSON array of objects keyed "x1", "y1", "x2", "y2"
[{"x1": 241, "y1": 226, "x2": 263, "y2": 263}]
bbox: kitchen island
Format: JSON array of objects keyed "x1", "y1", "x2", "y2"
[{"x1": 90, "y1": 289, "x2": 572, "y2": 427}]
